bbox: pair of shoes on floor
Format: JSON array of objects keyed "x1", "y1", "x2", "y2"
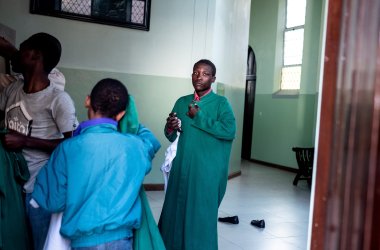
[
  {"x1": 251, "y1": 219, "x2": 265, "y2": 228},
  {"x1": 218, "y1": 216, "x2": 265, "y2": 228},
  {"x1": 218, "y1": 216, "x2": 239, "y2": 224}
]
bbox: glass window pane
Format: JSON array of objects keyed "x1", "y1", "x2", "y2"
[
  {"x1": 286, "y1": 0, "x2": 306, "y2": 28},
  {"x1": 92, "y1": 0, "x2": 129, "y2": 22},
  {"x1": 131, "y1": 0, "x2": 145, "y2": 24},
  {"x1": 284, "y1": 28, "x2": 304, "y2": 65},
  {"x1": 281, "y1": 66, "x2": 301, "y2": 90},
  {"x1": 62, "y1": 0, "x2": 91, "y2": 15}
]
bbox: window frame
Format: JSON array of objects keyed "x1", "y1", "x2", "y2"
[
  {"x1": 279, "y1": 0, "x2": 306, "y2": 91},
  {"x1": 30, "y1": 0, "x2": 151, "y2": 31}
]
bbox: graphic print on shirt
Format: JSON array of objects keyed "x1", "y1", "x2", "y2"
[{"x1": 5, "y1": 101, "x2": 33, "y2": 136}]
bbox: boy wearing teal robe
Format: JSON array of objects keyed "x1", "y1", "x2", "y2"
[
  {"x1": 33, "y1": 79, "x2": 161, "y2": 249},
  {"x1": 158, "y1": 59, "x2": 236, "y2": 250}
]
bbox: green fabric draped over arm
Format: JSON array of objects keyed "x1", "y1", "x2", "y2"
[
  {"x1": 118, "y1": 95, "x2": 140, "y2": 134},
  {"x1": 118, "y1": 95, "x2": 166, "y2": 250}
]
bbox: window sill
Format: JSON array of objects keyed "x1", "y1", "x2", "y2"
[{"x1": 273, "y1": 89, "x2": 300, "y2": 98}]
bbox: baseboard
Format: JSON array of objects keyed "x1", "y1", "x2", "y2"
[
  {"x1": 249, "y1": 159, "x2": 298, "y2": 173},
  {"x1": 228, "y1": 170, "x2": 242, "y2": 179},
  {"x1": 144, "y1": 170, "x2": 242, "y2": 191}
]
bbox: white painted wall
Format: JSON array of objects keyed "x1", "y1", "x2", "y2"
[
  {"x1": 0, "y1": 0, "x2": 249, "y2": 86},
  {"x1": 0, "y1": 0, "x2": 220, "y2": 78},
  {"x1": 213, "y1": 0, "x2": 251, "y2": 87}
]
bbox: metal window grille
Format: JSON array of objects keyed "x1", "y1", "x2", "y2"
[
  {"x1": 31, "y1": 0, "x2": 150, "y2": 30},
  {"x1": 60, "y1": 0, "x2": 145, "y2": 22},
  {"x1": 131, "y1": 0, "x2": 145, "y2": 24},
  {"x1": 62, "y1": 0, "x2": 91, "y2": 15}
]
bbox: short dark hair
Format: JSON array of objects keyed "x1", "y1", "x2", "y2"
[
  {"x1": 21, "y1": 32, "x2": 61, "y2": 73},
  {"x1": 194, "y1": 59, "x2": 216, "y2": 76},
  {"x1": 90, "y1": 78, "x2": 129, "y2": 118}
]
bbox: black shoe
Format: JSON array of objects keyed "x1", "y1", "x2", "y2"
[
  {"x1": 251, "y1": 219, "x2": 265, "y2": 228},
  {"x1": 218, "y1": 216, "x2": 239, "y2": 224}
]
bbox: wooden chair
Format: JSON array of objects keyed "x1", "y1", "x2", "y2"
[{"x1": 292, "y1": 147, "x2": 314, "y2": 186}]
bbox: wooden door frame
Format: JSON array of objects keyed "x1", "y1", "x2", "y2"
[{"x1": 311, "y1": 0, "x2": 380, "y2": 249}]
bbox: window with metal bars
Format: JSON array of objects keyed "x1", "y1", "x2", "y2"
[
  {"x1": 30, "y1": 0, "x2": 151, "y2": 30},
  {"x1": 280, "y1": 0, "x2": 306, "y2": 90}
]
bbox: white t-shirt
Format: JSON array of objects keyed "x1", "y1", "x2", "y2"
[
  {"x1": 0, "y1": 68, "x2": 66, "y2": 92},
  {"x1": 0, "y1": 79, "x2": 78, "y2": 192}
]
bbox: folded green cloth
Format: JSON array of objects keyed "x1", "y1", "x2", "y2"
[
  {"x1": 118, "y1": 95, "x2": 166, "y2": 250},
  {"x1": 0, "y1": 130, "x2": 31, "y2": 250},
  {"x1": 118, "y1": 95, "x2": 139, "y2": 134}
]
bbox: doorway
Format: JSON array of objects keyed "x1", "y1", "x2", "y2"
[{"x1": 241, "y1": 46, "x2": 256, "y2": 160}]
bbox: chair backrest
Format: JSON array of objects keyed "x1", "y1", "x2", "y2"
[{"x1": 292, "y1": 147, "x2": 315, "y2": 175}]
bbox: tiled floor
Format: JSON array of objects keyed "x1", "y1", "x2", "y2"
[{"x1": 146, "y1": 160, "x2": 311, "y2": 250}]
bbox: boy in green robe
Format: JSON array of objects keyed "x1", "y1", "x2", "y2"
[{"x1": 158, "y1": 59, "x2": 236, "y2": 250}]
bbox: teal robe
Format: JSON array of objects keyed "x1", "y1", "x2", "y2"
[{"x1": 159, "y1": 91, "x2": 236, "y2": 250}]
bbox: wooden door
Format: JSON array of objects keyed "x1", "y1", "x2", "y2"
[{"x1": 311, "y1": 0, "x2": 380, "y2": 249}]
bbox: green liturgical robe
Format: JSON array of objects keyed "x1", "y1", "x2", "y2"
[{"x1": 159, "y1": 91, "x2": 236, "y2": 250}]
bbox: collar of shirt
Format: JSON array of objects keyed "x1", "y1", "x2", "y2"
[
  {"x1": 194, "y1": 88, "x2": 212, "y2": 101},
  {"x1": 73, "y1": 118, "x2": 117, "y2": 136}
]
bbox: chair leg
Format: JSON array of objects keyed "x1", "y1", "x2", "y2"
[{"x1": 293, "y1": 173, "x2": 301, "y2": 186}]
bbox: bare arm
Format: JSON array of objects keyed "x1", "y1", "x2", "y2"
[
  {"x1": 2, "y1": 130, "x2": 72, "y2": 153},
  {"x1": 0, "y1": 37, "x2": 17, "y2": 59}
]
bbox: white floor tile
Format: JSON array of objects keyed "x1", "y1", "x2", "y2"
[{"x1": 146, "y1": 160, "x2": 311, "y2": 250}]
